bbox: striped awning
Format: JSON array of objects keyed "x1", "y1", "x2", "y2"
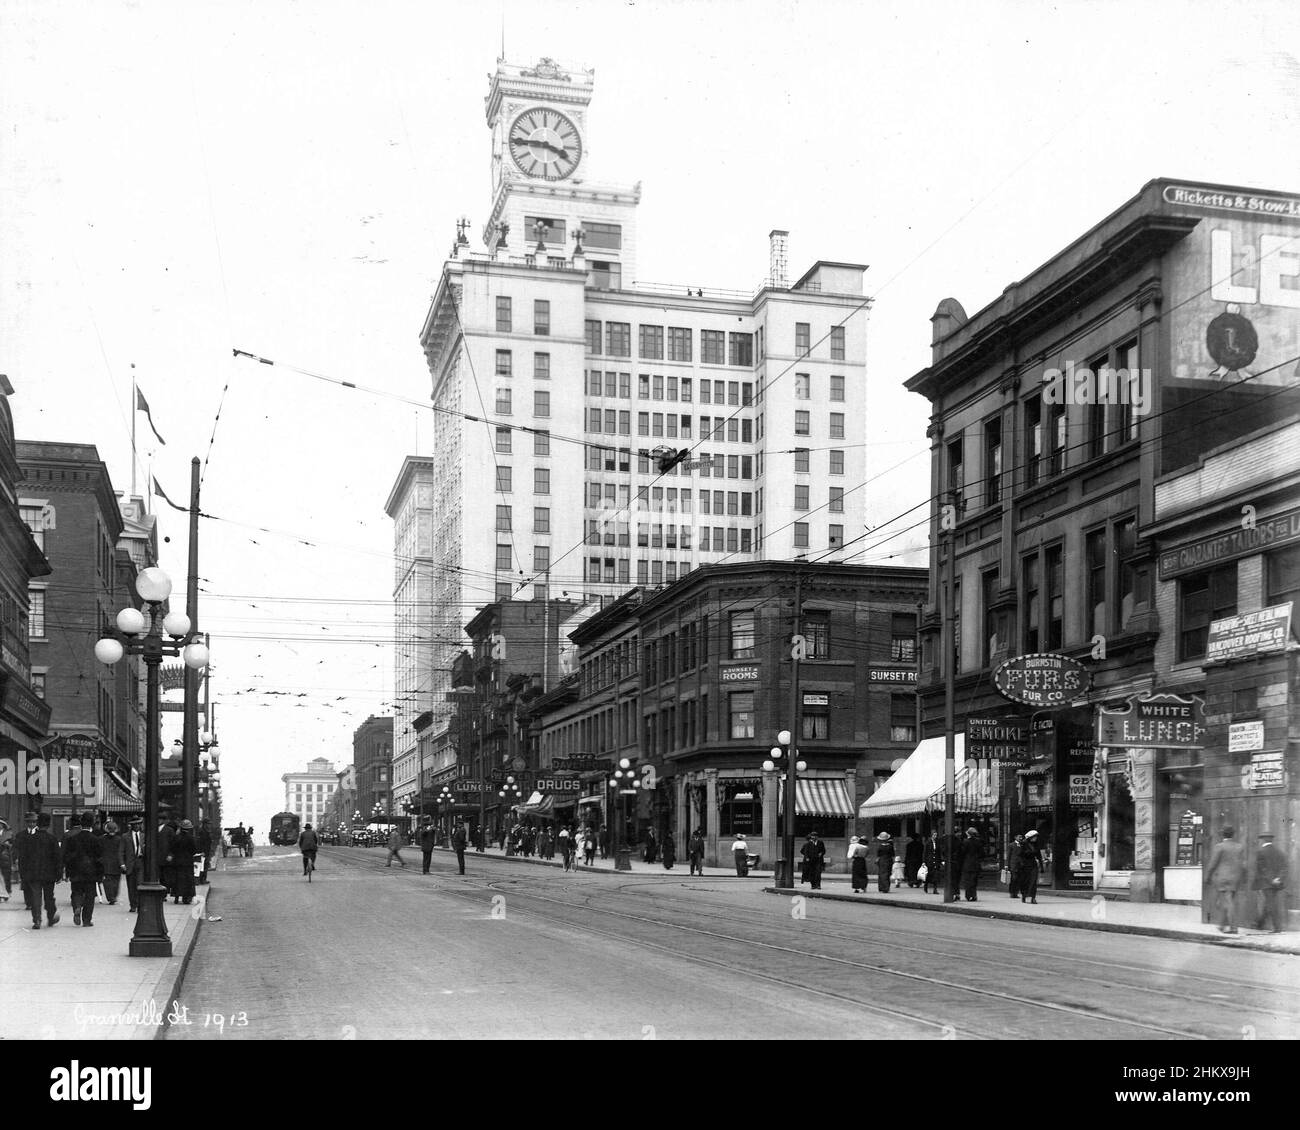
[
  {"x1": 778, "y1": 777, "x2": 854, "y2": 818},
  {"x1": 514, "y1": 791, "x2": 556, "y2": 816}
]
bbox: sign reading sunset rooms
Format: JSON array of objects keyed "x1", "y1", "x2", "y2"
[{"x1": 993, "y1": 653, "x2": 1091, "y2": 708}]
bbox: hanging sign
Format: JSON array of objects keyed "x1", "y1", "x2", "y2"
[
  {"x1": 1204, "y1": 604, "x2": 1293, "y2": 662},
  {"x1": 967, "y1": 715, "x2": 1030, "y2": 762},
  {"x1": 993, "y1": 653, "x2": 1090, "y2": 707},
  {"x1": 1096, "y1": 692, "x2": 1208, "y2": 749}
]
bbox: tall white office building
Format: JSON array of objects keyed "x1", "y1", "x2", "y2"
[{"x1": 416, "y1": 55, "x2": 871, "y2": 713}]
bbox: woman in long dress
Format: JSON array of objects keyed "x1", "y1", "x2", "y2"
[{"x1": 847, "y1": 836, "x2": 869, "y2": 892}]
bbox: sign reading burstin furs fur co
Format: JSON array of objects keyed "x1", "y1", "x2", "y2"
[{"x1": 993, "y1": 654, "x2": 1090, "y2": 707}]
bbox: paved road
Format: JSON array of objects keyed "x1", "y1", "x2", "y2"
[{"x1": 166, "y1": 846, "x2": 1300, "y2": 1040}]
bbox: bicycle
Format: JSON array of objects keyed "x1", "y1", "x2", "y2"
[{"x1": 303, "y1": 851, "x2": 316, "y2": 881}]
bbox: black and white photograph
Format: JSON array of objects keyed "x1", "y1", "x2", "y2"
[{"x1": 1, "y1": 0, "x2": 1297, "y2": 1087}]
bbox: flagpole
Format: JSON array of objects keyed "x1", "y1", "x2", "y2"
[{"x1": 131, "y1": 371, "x2": 137, "y2": 497}]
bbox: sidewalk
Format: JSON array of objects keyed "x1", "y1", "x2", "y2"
[
  {"x1": 426, "y1": 844, "x2": 1299, "y2": 955},
  {"x1": 0, "y1": 878, "x2": 211, "y2": 1041},
  {"x1": 423, "y1": 841, "x2": 776, "y2": 879},
  {"x1": 762, "y1": 877, "x2": 1300, "y2": 955}
]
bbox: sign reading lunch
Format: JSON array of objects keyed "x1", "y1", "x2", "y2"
[
  {"x1": 993, "y1": 654, "x2": 1090, "y2": 707},
  {"x1": 1095, "y1": 693, "x2": 1208, "y2": 749}
]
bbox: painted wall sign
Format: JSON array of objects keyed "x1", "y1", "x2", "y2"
[
  {"x1": 1162, "y1": 185, "x2": 1300, "y2": 221},
  {"x1": 1096, "y1": 692, "x2": 1208, "y2": 749},
  {"x1": 1159, "y1": 510, "x2": 1300, "y2": 579},
  {"x1": 993, "y1": 653, "x2": 1090, "y2": 707},
  {"x1": 1205, "y1": 603, "x2": 1293, "y2": 662},
  {"x1": 720, "y1": 665, "x2": 760, "y2": 683},
  {"x1": 868, "y1": 667, "x2": 917, "y2": 684}
]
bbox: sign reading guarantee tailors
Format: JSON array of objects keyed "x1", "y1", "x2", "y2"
[{"x1": 993, "y1": 653, "x2": 1090, "y2": 707}]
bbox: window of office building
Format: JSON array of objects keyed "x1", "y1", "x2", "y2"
[
  {"x1": 496, "y1": 296, "x2": 512, "y2": 332},
  {"x1": 532, "y1": 352, "x2": 549, "y2": 381},
  {"x1": 793, "y1": 522, "x2": 809, "y2": 549},
  {"x1": 795, "y1": 373, "x2": 810, "y2": 400},
  {"x1": 984, "y1": 416, "x2": 1002, "y2": 506},
  {"x1": 496, "y1": 505, "x2": 512, "y2": 532},
  {"x1": 534, "y1": 468, "x2": 550, "y2": 495},
  {"x1": 534, "y1": 390, "x2": 550, "y2": 417},
  {"x1": 495, "y1": 350, "x2": 512, "y2": 377},
  {"x1": 534, "y1": 507, "x2": 550, "y2": 533},
  {"x1": 639, "y1": 325, "x2": 664, "y2": 360},
  {"x1": 534, "y1": 300, "x2": 550, "y2": 336},
  {"x1": 829, "y1": 413, "x2": 844, "y2": 440},
  {"x1": 830, "y1": 325, "x2": 845, "y2": 360},
  {"x1": 495, "y1": 427, "x2": 512, "y2": 454},
  {"x1": 829, "y1": 487, "x2": 844, "y2": 513},
  {"x1": 496, "y1": 544, "x2": 512, "y2": 571},
  {"x1": 795, "y1": 322, "x2": 810, "y2": 354},
  {"x1": 1024, "y1": 394, "x2": 1043, "y2": 488},
  {"x1": 830, "y1": 374, "x2": 845, "y2": 402},
  {"x1": 728, "y1": 333, "x2": 754, "y2": 367},
  {"x1": 890, "y1": 694, "x2": 916, "y2": 742},
  {"x1": 534, "y1": 430, "x2": 550, "y2": 456},
  {"x1": 828, "y1": 524, "x2": 843, "y2": 549},
  {"x1": 1267, "y1": 544, "x2": 1300, "y2": 608},
  {"x1": 803, "y1": 612, "x2": 830, "y2": 659},
  {"x1": 586, "y1": 320, "x2": 601, "y2": 353},
  {"x1": 795, "y1": 410, "x2": 810, "y2": 436},
  {"x1": 890, "y1": 613, "x2": 917, "y2": 662},
  {"x1": 495, "y1": 466, "x2": 512, "y2": 492},
  {"x1": 701, "y1": 330, "x2": 725, "y2": 365},
  {"x1": 606, "y1": 322, "x2": 631, "y2": 357},
  {"x1": 828, "y1": 449, "x2": 844, "y2": 476},
  {"x1": 668, "y1": 327, "x2": 692, "y2": 362},
  {"x1": 982, "y1": 568, "x2": 1001, "y2": 666},
  {"x1": 583, "y1": 221, "x2": 621, "y2": 249},
  {"x1": 947, "y1": 432, "x2": 965, "y2": 510},
  {"x1": 794, "y1": 484, "x2": 809, "y2": 510},
  {"x1": 1178, "y1": 563, "x2": 1237, "y2": 662}
]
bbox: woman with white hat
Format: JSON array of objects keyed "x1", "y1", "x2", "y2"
[
  {"x1": 1018, "y1": 829, "x2": 1042, "y2": 903},
  {"x1": 846, "y1": 836, "x2": 869, "y2": 893},
  {"x1": 875, "y1": 832, "x2": 896, "y2": 893}
]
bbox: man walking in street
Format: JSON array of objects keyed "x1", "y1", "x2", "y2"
[
  {"x1": 801, "y1": 831, "x2": 826, "y2": 889},
  {"x1": 1205, "y1": 824, "x2": 1247, "y2": 933},
  {"x1": 688, "y1": 829, "x2": 705, "y2": 876},
  {"x1": 1253, "y1": 831, "x2": 1288, "y2": 933},
  {"x1": 64, "y1": 812, "x2": 105, "y2": 925},
  {"x1": 14, "y1": 812, "x2": 61, "y2": 929},
  {"x1": 123, "y1": 816, "x2": 144, "y2": 911},
  {"x1": 419, "y1": 817, "x2": 437, "y2": 874},
  {"x1": 99, "y1": 821, "x2": 124, "y2": 905},
  {"x1": 385, "y1": 825, "x2": 407, "y2": 868},
  {"x1": 452, "y1": 820, "x2": 468, "y2": 875}
]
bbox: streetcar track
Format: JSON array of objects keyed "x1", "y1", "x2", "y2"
[{"x1": 319, "y1": 854, "x2": 1205, "y2": 1038}]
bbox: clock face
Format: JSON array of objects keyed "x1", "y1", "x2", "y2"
[{"x1": 508, "y1": 108, "x2": 582, "y2": 181}]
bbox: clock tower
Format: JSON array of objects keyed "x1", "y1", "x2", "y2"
[{"x1": 482, "y1": 56, "x2": 639, "y2": 277}]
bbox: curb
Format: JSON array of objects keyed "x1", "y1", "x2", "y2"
[
  {"x1": 134, "y1": 885, "x2": 209, "y2": 1042},
  {"x1": 761, "y1": 886, "x2": 1300, "y2": 955}
]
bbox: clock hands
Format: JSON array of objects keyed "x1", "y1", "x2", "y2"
[{"x1": 510, "y1": 134, "x2": 570, "y2": 160}]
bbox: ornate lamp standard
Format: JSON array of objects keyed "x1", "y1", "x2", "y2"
[
  {"x1": 437, "y1": 785, "x2": 454, "y2": 844},
  {"x1": 764, "y1": 730, "x2": 805, "y2": 888},
  {"x1": 95, "y1": 566, "x2": 209, "y2": 958},
  {"x1": 608, "y1": 757, "x2": 639, "y2": 872}
]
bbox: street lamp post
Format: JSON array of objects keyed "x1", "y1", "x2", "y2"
[
  {"x1": 95, "y1": 566, "x2": 210, "y2": 958},
  {"x1": 766, "y1": 732, "x2": 806, "y2": 888},
  {"x1": 437, "y1": 786, "x2": 454, "y2": 845},
  {"x1": 609, "y1": 757, "x2": 638, "y2": 871}
]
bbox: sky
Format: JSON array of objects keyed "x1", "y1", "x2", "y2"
[{"x1": 2, "y1": 0, "x2": 1298, "y2": 836}]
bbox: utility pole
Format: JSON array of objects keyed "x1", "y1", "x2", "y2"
[
  {"x1": 780, "y1": 569, "x2": 804, "y2": 888},
  {"x1": 943, "y1": 492, "x2": 958, "y2": 903},
  {"x1": 182, "y1": 457, "x2": 200, "y2": 825}
]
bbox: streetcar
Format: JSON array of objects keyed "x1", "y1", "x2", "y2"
[{"x1": 269, "y1": 811, "x2": 301, "y2": 846}]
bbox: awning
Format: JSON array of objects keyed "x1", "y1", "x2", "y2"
[
  {"x1": 778, "y1": 777, "x2": 855, "y2": 818},
  {"x1": 859, "y1": 734, "x2": 972, "y2": 817},
  {"x1": 103, "y1": 767, "x2": 143, "y2": 812},
  {"x1": 931, "y1": 762, "x2": 997, "y2": 814},
  {"x1": 577, "y1": 795, "x2": 604, "y2": 806},
  {"x1": 514, "y1": 791, "x2": 557, "y2": 817},
  {"x1": 1016, "y1": 761, "x2": 1052, "y2": 778}
]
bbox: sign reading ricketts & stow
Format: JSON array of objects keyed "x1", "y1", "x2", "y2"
[
  {"x1": 993, "y1": 653, "x2": 1090, "y2": 707},
  {"x1": 1095, "y1": 692, "x2": 1208, "y2": 749}
]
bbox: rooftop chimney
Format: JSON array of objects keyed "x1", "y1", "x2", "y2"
[{"x1": 769, "y1": 229, "x2": 789, "y2": 289}]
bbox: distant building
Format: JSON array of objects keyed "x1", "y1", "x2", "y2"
[
  {"x1": 281, "y1": 757, "x2": 338, "y2": 829},
  {"x1": 352, "y1": 716, "x2": 393, "y2": 821},
  {"x1": 0, "y1": 377, "x2": 52, "y2": 832}
]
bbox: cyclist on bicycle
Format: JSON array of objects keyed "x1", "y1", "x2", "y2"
[{"x1": 298, "y1": 824, "x2": 319, "y2": 876}]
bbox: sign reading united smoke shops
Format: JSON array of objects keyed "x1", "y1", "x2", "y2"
[
  {"x1": 1095, "y1": 692, "x2": 1208, "y2": 749},
  {"x1": 993, "y1": 654, "x2": 1090, "y2": 707},
  {"x1": 966, "y1": 715, "x2": 1030, "y2": 762}
]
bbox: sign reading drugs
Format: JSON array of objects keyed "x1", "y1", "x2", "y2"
[
  {"x1": 993, "y1": 654, "x2": 1090, "y2": 707},
  {"x1": 1096, "y1": 693, "x2": 1208, "y2": 749},
  {"x1": 535, "y1": 777, "x2": 583, "y2": 793}
]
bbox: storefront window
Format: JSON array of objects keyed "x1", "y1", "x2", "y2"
[{"x1": 1161, "y1": 759, "x2": 1205, "y2": 868}]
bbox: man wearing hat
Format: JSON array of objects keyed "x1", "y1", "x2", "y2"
[
  {"x1": 123, "y1": 816, "x2": 144, "y2": 911},
  {"x1": 1253, "y1": 832, "x2": 1288, "y2": 933},
  {"x1": 1205, "y1": 824, "x2": 1247, "y2": 933},
  {"x1": 1018, "y1": 830, "x2": 1042, "y2": 903},
  {"x1": 63, "y1": 812, "x2": 105, "y2": 926},
  {"x1": 99, "y1": 820, "x2": 124, "y2": 904},
  {"x1": 418, "y1": 816, "x2": 438, "y2": 874},
  {"x1": 169, "y1": 818, "x2": 198, "y2": 904},
  {"x1": 14, "y1": 812, "x2": 61, "y2": 928},
  {"x1": 800, "y1": 831, "x2": 826, "y2": 889}
]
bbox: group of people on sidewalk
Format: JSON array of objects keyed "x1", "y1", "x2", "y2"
[
  {"x1": 1204, "y1": 826, "x2": 1289, "y2": 934},
  {"x1": 0, "y1": 809, "x2": 214, "y2": 931}
]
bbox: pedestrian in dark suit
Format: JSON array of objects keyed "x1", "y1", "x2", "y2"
[
  {"x1": 0, "y1": 818, "x2": 13, "y2": 901},
  {"x1": 800, "y1": 832, "x2": 826, "y2": 889},
  {"x1": 922, "y1": 831, "x2": 943, "y2": 894},
  {"x1": 14, "y1": 812, "x2": 61, "y2": 928},
  {"x1": 1205, "y1": 825, "x2": 1247, "y2": 933},
  {"x1": 1252, "y1": 832, "x2": 1288, "y2": 933},
  {"x1": 158, "y1": 813, "x2": 179, "y2": 897},
  {"x1": 643, "y1": 828, "x2": 658, "y2": 864},
  {"x1": 99, "y1": 821, "x2": 124, "y2": 905},
  {"x1": 419, "y1": 819, "x2": 437, "y2": 873},
  {"x1": 958, "y1": 827, "x2": 983, "y2": 901},
  {"x1": 451, "y1": 821, "x2": 468, "y2": 874},
  {"x1": 123, "y1": 816, "x2": 144, "y2": 911},
  {"x1": 63, "y1": 812, "x2": 105, "y2": 925},
  {"x1": 904, "y1": 833, "x2": 924, "y2": 887},
  {"x1": 688, "y1": 830, "x2": 706, "y2": 876},
  {"x1": 875, "y1": 832, "x2": 896, "y2": 893},
  {"x1": 1018, "y1": 830, "x2": 1042, "y2": 903},
  {"x1": 662, "y1": 833, "x2": 676, "y2": 870}
]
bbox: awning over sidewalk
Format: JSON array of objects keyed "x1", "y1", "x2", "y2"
[
  {"x1": 514, "y1": 791, "x2": 557, "y2": 817},
  {"x1": 858, "y1": 734, "x2": 977, "y2": 817},
  {"x1": 777, "y1": 777, "x2": 855, "y2": 818}
]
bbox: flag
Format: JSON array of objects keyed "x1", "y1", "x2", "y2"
[
  {"x1": 136, "y1": 388, "x2": 167, "y2": 445},
  {"x1": 152, "y1": 476, "x2": 186, "y2": 513}
]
